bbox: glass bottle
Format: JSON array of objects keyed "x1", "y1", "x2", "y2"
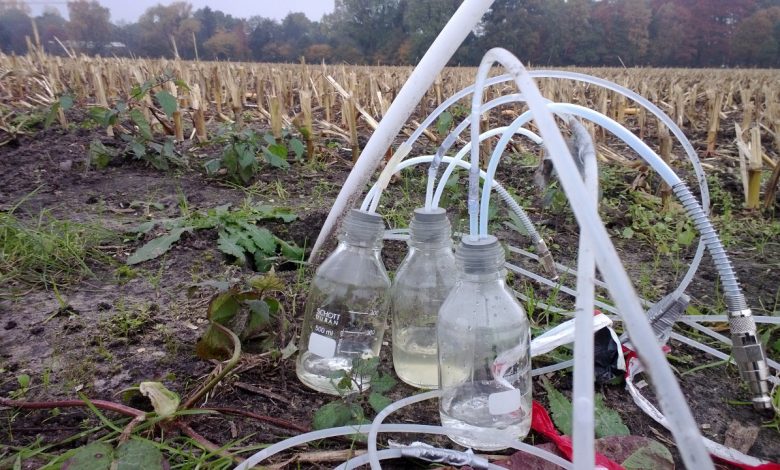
[
  {"x1": 296, "y1": 209, "x2": 390, "y2": 395},
  {"x1": 391, "y1": 208, "x2": 457, "y2": 389},
  {"x1": 438, "y1": 235, "x2": 531, "y2": 450}
]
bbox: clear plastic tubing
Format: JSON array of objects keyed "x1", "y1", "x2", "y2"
[
  {"x1": 431, "y1": 127, "x2": 541, "y2": 207},
  {"x1": 479, "y1": 102, "x2": 682, "y2": 236},
  {"x1": 234, "y1": 424, "x2": 572, "y2": 470},
  {"x1": 478, "y1": 47, "x2": 713, "y2": 470},
  {"x1": 424, "y1": 93, "x2": 528, "y2": 210},
  {"x1": 362, "y1": 121, "x2": 543, "y2": 211},
  {"x1": 310, "y1": 0, "x2": 495, "y2": 262}
]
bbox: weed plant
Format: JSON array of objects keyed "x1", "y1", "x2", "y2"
[{"x1": 0, "y1": 209, "x2": 116, "y2": 296}]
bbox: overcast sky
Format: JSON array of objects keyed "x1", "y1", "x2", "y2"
[{"x1": 29, "y1": 0, "x2": 336, "y2": 23}]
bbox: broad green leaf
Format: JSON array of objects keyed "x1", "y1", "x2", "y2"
[
  {"x1": 352, "y1": 357, "x2": 380, "y2": 378},
  {"x1": 115, "y1": 439, "x2": 166, "y2": 470},
  {"x1": 248, "y1": 272, "x2": 285, "y2": 293},
  {"x1": 126, "y1": 227, "x2": 190, "y2": 265},
  {"x1": 594, "y1": 394, "x2": 629, "y2": 437},
  {"x1": 619, "y1": 438, "x2": 673, "y2": 469},
  {"x1": 129, "y1": 140, "x2": 146, "y2": 160},
  {"x1": 89, "y1": 138, "x2": 117, "y2": 169},
  {"x1": 289, "y1": 138, "x2": 305, "y2": 160},
  {"x1": 622, "y1": 227, "x2": 635, "y2": 239},
  {"x1": 129, "y1": 109, "x2": 153, "y2": 140},
  {"x1": 217, "y1": 231, "x2": 247, "y2": 264},
  {"x1": 368, "y1": 392, "x2": 392, "y2": 413},
  {"x1": 154, "y1": 90, "x2": 177, "y2": 117},
  {"x1": 60, "y1": 94, "x2": 74, "y2": 110},
  {"x1": 436, "y1": 110, "x2": 453, "y2": 136},
  {"x1": 369, "y1": 373, "x2": 396, "y2": 394},
  {"x1": 139, "y1": 382, "x2": 179, "y2": 418},
  {"x1": 312, "y1": 401, "x2": 355, "y2": 430},
  {"x1": 204, "y1": 159, "x2": 221, "y2": 174},
  {"x1": 263, "y1": 133, "x2": 276, "y2": 145},
  {"x1": 264, "y1": 297, "x2": 281, "y2": 314},
  {"x1": 207, "y1": 291, "x2": 241, "y2": 324},
  {"x1": 595, "y1": 436, "x2": 673, "y2": 469},
  {"x1": 244, "y1": 300, "x2": 270, "y2": 338},
  {"x1": 62, "y1": 442, "x2": 113, "y2": 470},
  {"x1": 253, "y1": 254, "x2": 273, "y2": 272},
  {"x1": 88, "y1": 106, "x2": 111, "y2": 126},
  {"x1": 277, "y1": 238, "x2": 304, "y2": 260},
  {"x1": 252, "y1": 205, "x2": 297, "y2": 222},
  {"x1": 262, "y1": 146, "x2": 289, "y2": 168},
  {"x1": 223, "y1": 225, "x2": 255, "y2": 253},
  {"x1": 239, "y1": 223, "x2": 276, "y2": 254},
  {"x1": 237, "y1": 144, "x2": 256, "y2": 170},
  {"x1": 541, "y1": 379, "x2": 573, "y2": 436}
]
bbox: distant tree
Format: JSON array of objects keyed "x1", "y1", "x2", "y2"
[
  {"x1": 248, "y1": 16, "x2": 283, "y2": 61},
  {"x1": 731, "y1": 6, "x2": 780, "y2": 66},
  {"x1": 0, "y1": 7, "x2": 32, "y2": 54},
  {"x1": 67, "y1": 0, "x2": 111, "y2": 53},
  {"x1": 136, "y1": 2, "x2": 200, "y2": 58},
  {"x1": 648, "y1": 1, "x2": 697, "y2": 66},
  {"x1": 305, "y1": 43, "x2": 333, "y2": 62},
  {"x1": 682, "y1": 0, "x2": 759, "y2": 66},
  {"x1": 324, "y1": 0, "x2": 406, "y2": 63},
  {"x1": 402, "y1": 0, "x2": 461, "y2": 63},
  {"x1": 203, "y1": 28, "x2": 246, "y2": 60},
  {"x1": 35, "y1": 9, "x2": 68, "y2": 54}
]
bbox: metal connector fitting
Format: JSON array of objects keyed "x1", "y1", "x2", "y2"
[
  {"x1": 729, "y1": 309, "x2": 773, "y2": 411},
  {"x1": 534, "y1": 238, "x2": 558, "y2": 280},
  {"x1": 395, "y1": 441, "x2": 489, "y2": 469}
]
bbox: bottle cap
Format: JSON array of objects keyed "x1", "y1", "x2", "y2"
[
  {"x1": 409, "y1": 208, "x2": 451, "y2": 245},
  {"x1": 456, "y1": 235, "x2": 505, "y2": 273},
  {"x1": 341, "y1": 209, "x2": 385, "y2": 246}
]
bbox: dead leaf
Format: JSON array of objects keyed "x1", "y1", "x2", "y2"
[{"x1": 723, "y1": 420, "x2": 759, "y2": 454}]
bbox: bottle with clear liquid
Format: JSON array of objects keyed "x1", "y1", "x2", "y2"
[
  {"x1": 391, "y1": 208, "x2": 457, "y2": 389},
  {"x1": 296, "y1": 209, "x2": 390, "y2": 395},
  {"x1": 438, "y1": 235, "x2": 531, "y2": 450}
]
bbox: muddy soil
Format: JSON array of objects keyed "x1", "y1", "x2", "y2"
[{"x1": 0, "y1": 115, "x2": 778, "y2": 469}]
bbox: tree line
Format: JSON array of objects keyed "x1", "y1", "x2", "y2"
[{"x1": 1, "y1": 0, "x2": 779, "y2": 67}]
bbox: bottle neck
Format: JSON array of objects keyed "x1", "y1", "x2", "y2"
[{"x1": 455, "y1": 235, "x2": 506, "y2": 283}]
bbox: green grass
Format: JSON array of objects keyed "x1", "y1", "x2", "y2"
[{"x1": 0, "y1": 208, "x2": 117, "y2": 296}]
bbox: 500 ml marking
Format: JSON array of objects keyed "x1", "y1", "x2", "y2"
[{"x1": 314, "y1": 324, "x2": 335, "y2": 337}]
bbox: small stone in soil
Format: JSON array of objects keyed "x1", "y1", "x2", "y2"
[
  {"x1": 97, "y1": 302, "x2": 112, "y2": 311},
  {"x1": 30, "y1": 326, "x2": 45, "y2": 335},
  {"x1": 4, "y1": 321, "x2": 16, "y2": 330}
]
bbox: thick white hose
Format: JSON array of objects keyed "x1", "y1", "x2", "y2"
[
  {"x1": 570, "y1": 118, "x2": 598, "y2": 469},
  {"x1": 481, "y1": 47, "x2": 713, "y2": 469},
  {"x1": 309, "y1": 0, "x2": 495, "y2": 262}
]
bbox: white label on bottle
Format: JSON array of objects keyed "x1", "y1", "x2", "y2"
[
  {"x1": 308, "y1": 333, "x2": 336, "y2": 358},
  {"x1": 488, "y1": 389, "x2": 522, "y2": 415}
]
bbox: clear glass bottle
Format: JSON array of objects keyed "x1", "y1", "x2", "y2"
[
  {"x1": 438, "y1": 235, "x2": 531, "y2": 450},
  {"x1": 296, "y1": 209, "x2": 390, "y2": 395},
  {"x1": 391, "y1": 208, "x2": 457, "y2": 389}
]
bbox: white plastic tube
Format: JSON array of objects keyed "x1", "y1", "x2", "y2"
[
  {"x1": 570, "y1": 118, "x2": 599, "y2": 470},
  {"x1": 424, "y1": 93, "x2": 528, "y2": 210},
  {"x1": 479, "y1": 47, "x2": 713, "y2": 470},
  {"x1": 309, "y1": 0, "x2": 496, "y2": 261},
  {"x1": 234, "y1": 424, "x2": 572, "y2": 470}
]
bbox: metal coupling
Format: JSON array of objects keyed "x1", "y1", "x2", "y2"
[
  {"x1": 394, "y1": 441, "x2": 489, "y2": 469},
  {"x1": 729, "y1": 309, "x2": 772, "y2": 411},
  {"x1": 535, "y1": 238, "x2": 558, "y2": 280}
]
